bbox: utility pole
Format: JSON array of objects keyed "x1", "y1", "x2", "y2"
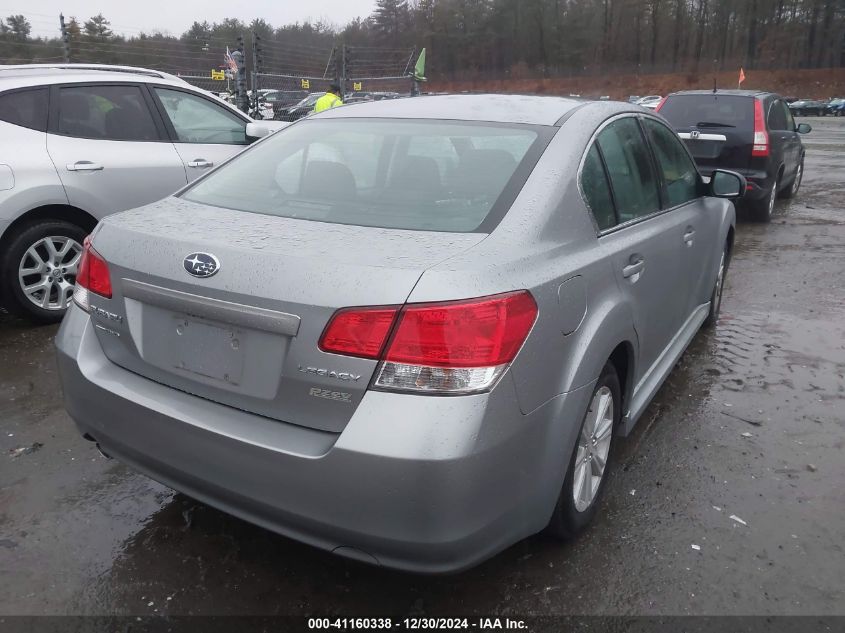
[
  {"x1": 250, "y1": 33, "x2": 257, "y2": 117},
  {"x1": 233, "y1": 34, "x2": 248, "y2": 114},
  {"x1": 340, "y1": 44, "x2": 348, "y2": 101},
  {"x1": 59, "y1": 14, "x2": 70, "y2": 63}
]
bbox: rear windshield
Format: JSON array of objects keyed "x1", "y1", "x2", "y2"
[
  {"x1": 659, "y1": 94, "x2": 754, "y2": 129},
  {"x1": 181, "y1": 118, "x2": 543, "y2": 233}
]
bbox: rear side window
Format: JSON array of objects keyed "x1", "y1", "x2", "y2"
[
  {"x1": 57, "y1": 85, "x2": 160, "y2": 141},
  {"x1": 768, "y1": 100, "x2": 787, "y2": 131},
  {"x1": 643, "y1": 118, "x2": 700, "y2": 207},
  {"x1": 596, "y1": 118, "x2": 660, "y2": 223},
  {"x1": 581, "y1": 145, "x2": 616, "y2": 230},
  {"x1": 181, "y1": 118, "x2": 543, "y2": 233},
  {"x1": 659, "y1": 94, "x2": 754, "y2": 130},
  {"x1": 0, "y1": 88, "x2": 48, "y2": 132}
]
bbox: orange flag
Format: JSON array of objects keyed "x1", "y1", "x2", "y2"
[{"x1": 739, "y1": 67, "x2": 746, "y2": 87}]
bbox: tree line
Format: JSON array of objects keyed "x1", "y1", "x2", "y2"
[{"x1": 1, "y1": 0, "x2": 843, "y2": 80}]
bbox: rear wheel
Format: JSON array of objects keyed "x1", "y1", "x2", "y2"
[
  {"x1": 749, "y1": 175, "x2": 778, "y2": 222},
  {"x1": 704, "y1": 245, "x2": 728, "y2": 328},
  {"x1": 546, "y1": 363, "x2": 620, "y2": 540},
  {"x1": 780, "y1": 160, "x2": 803, "y2": 199},
  {"x1": 0, "y1": 220, "x2": 87, "y2": 324}
]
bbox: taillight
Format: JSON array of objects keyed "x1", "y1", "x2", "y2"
[
  {"x1": 654, "y1": 96, "x2": 668, "y2": 112},
  {"x1": 72, "y1": 237, "x2": 112, "y2": 311},
  {"x1": 319, "y1": 291, "x2": 538, "y2": 394},
  {"x1": 752, "y1": 99, "x2": 769, "y2": 157},
  {"x1": 318, "y1": 306, "x2": 399, "y2": 359}
]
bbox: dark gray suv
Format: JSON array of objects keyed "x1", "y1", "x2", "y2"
[{"x1": 658, "y1": 90, "x2": 811, "y2": 222}]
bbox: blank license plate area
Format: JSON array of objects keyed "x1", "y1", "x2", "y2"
[
  {"x1": 684, "y1": 139, "x2": 722, "y2": 159},
  {"x1": 172, "y1": 315, "x2": 244, "y2": 385}
]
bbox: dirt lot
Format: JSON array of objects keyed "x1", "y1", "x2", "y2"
[
  {"x1": 1, "y1": 118, "x2": 843, "y2": 620},
  {"x1": 431, "y1": 67, "x2": 845, "y2": 101}
]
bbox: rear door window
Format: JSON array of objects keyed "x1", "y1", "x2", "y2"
[
  {"x1": 57, "y1": 84, "x2": 160, "y2": 141},
  {"x1": 0, "y1": 88, "x2": 48, "y2": 132},
  {"x1": 596, "y1": 118, "x2": 660, "y2": 223},
  {"x1": 643, "y1": 118, "x2": 700, "y2": 207}
]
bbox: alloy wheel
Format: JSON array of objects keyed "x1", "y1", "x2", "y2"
[
  {"x1": 767, "y1": 180, "x2": 777, "y2": 217},
  {"x1": 572, "y1": 386, "x2": 614, "y2": 512},
  {"x1": 792, "y1": 163, "x2": 803, "y2": 196},
  {"x1": 18, "y1": 236, "x2": 83, "y2": 311},
  {"x1": 713, "y1": 251, "x2": 726, "y2": 316}
]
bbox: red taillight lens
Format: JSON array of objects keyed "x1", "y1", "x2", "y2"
[
  {"x1": 319, "y1": 291, "x2": 538, "y2": 394},
  {"x1": 318, "y1": 306, "x2": 399, "y2": 359},
  {"x1": 76, "y1": 237, "x2": 112, "y2": 299},
  {"x1": 385, "y1": 291, "x2": 538, "y2": 368},
  {"x1": 654, "y1": 96, "x2": 668, "y2": 112},
  {"x1": 752, "y1": 99, "x2": 769, "y2": 157}
]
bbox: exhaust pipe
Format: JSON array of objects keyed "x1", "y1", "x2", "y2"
[{"x1": 82, "y1": 433, "x2": 112, "y2": 459}]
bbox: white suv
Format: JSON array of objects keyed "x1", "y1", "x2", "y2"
[{"x1": 0, "y1": 64, "x2": 279, "y2": 323}]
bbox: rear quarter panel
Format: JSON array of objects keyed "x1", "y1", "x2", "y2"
[{"x1": 0, "y1": 121, "x2": 68, "y2": 232}]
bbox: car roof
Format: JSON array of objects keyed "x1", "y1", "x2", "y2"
[
  {"x1": 0, "y1": 64, "x2": 191, "y2": 90},
  {"x1": 666, "y1": 89, "x2": 775, "y2": 98},
  {"x1": 313, "y1": 94, "x2": 586, "y2": 125}
]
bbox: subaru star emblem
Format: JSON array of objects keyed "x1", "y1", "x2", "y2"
[
  {"x1": 690, "y1": 130, "x2": 701, "y2": 139},
  {"x1": 183, "y1": 252, "x2": 220, "y2": 278}
]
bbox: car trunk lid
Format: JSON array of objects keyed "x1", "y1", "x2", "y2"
[{"x1": 89, "y1": 199, "x2": 487, "y2": 433}]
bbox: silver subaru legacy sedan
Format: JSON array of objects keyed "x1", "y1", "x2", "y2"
[{"x1": 56, "y1": 95, "x2": 743, "y2": 573}]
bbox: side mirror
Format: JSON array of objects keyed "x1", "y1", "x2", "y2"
[
  {"x1": 710, "y1": 169, "x2": 746, "y2": 199},
  {"x1": 796, "y1": 122, "x2": 812, "y2": 134},
  {"x1": 245, "y1": 122, "x2": 272, "y2": 141}
]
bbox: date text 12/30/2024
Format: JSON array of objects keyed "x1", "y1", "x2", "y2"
[{"x1": 308, "y1": 618, "x2": 528, "y2": 630}]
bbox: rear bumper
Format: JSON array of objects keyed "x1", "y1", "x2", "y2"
[
  {"x1": 56, "y1": 305, "x2": 594, "y2": 573},
  {"x1": 724, "y1": 168, "x2": 774, "y2": 201}
]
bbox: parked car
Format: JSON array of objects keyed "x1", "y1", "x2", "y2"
[
  {"x1": 658, "y1": 89, "x2": 811, "y2": 221},
  {"x1": 279, "y1": 92, "x2": 325, "y2": 121},
  {"x1": 788, "y1": 99, "x2": 827, "y2": 116},
  {"x1": 57, "y1": 94, "x2": 743, "y2": 573},
  {"x1": 262, "y1": 89, "x2": 308, "y2": 119},
  {"x1": 826, "y1": 98, "x2": 845, "y2": 117},
  {"x1": 0, "y1": 64, "x2": 282, "y2": 322},
  {"x1": 637, "y1": 95, "x2": 663, "y2": 109},
  {"x1": 628, "y1": 95, "x2": 641, "y2": 103}
]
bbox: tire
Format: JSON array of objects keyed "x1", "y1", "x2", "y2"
[
  {"x1": 704, "y1": 244, "x2": 729, "y2": 328},
  {"x1": 546, "y1": 363, "x2": 621, "y2": 540},
  {"x1": 780, "y1": 159, "x2": 803, "y2": 200},
  {"x1": 0, "y1": 220, "x2": 88, "y2": 324},
  {"x1": 748, "y1": 175, "x2": 778, "y2": 222}
]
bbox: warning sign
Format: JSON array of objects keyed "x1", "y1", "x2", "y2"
[
  {"x1": 210, "y1": 69, "x2": 225, "y2": 81},
  {"x1": 353, "y1": 81, "x2": 362, "y2": 91},
  {"x1": 301, "y1": 78, "x2": 310, "y2": 89}
]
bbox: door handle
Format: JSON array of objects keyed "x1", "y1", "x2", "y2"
[
  {"x1": 622, "y1": 257, "x2": 645, "y2": 279},
  {"x1": 683, "y1": 227, "x2": 696, "y2": 246},
  {"x1": 187, "y1": 159, "x2": 213, "y2": 168},
  {"x1": 66, "y1": 161, "x2": 103, "y2": 172}
]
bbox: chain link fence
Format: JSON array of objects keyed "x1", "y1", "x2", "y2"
[{"x1": 2, "y1": 14, "x2": 422, "y2": 120}]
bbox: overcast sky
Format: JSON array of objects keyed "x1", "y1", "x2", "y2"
[{"x1": 1, "y1": 1, "x2": 377, "y2": 38}]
